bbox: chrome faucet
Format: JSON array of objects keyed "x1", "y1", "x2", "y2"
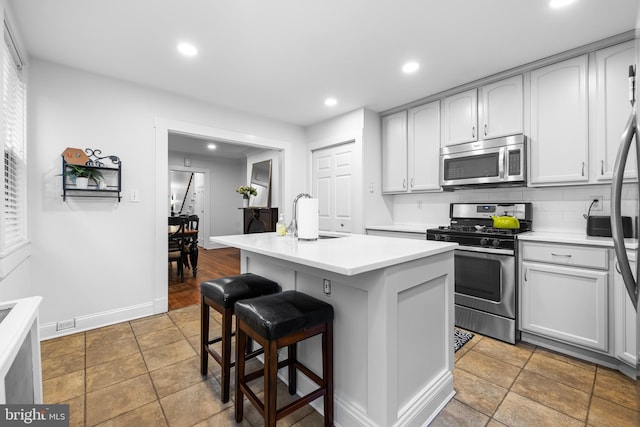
[{"x1": 287, "y1": 193, "x2": 312, "y2": 237}]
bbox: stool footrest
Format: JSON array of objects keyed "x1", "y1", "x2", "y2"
[
  {"x1": 207, "y1": 344, "x2": 264, "y2": 368},
  {"x1": 279, "y1": 388, "x2": 327, "y2": 420}
]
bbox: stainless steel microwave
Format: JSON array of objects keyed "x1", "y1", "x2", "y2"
[{"x1": 440, "y1": 134, "x2": 526, "y2": 190}]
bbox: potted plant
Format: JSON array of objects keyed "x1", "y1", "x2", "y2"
[
  {"x1": 236, "y1": 185, "x2": 257, "y2": 207},
  {"x1": 66, "y1": 164, "x2": 104, "y2": 189}
]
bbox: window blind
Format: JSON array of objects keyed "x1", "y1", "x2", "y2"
[{"x1": 1, "y1": 27, "x2": 26, "y2": 252}]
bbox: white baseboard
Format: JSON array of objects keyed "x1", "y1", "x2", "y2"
[{"x1": 40, "y1": 301, "x2": 157, "y2": 340}]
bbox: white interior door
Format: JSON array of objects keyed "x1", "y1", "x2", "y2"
[{"x1": 312, "y1": 142, "x2": 354, "y2": 233}]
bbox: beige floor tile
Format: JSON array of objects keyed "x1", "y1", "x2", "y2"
[
  {"x1": 131, "y1": 314, "x2": 175, "y2": 336},
  {"x1": 455, "y1": 350, "x2": 521, "y2": 389},
  {"x1": 587, "y1": 395, "x2": 640, "y2": 427},
  {"x1": 454, "y1": 344, "x2": 471, "y2": 361},
  {"x1": 136, "y1": 325, "x2": 185, "y2": 352},
  {"x1": 86, "y1": 322, "x2": 134, "y2": 348},
  {"x1": 41, "y1": 350, "x2": 85, "y2": 380},
  {"x1": 86, "y1": 335, "x2": 140, "y2": 367},
  {"x1": 524, "y1": 351, "x2": 595, "y2": 393},
  {"x1": 41, "y1": 333, "x2": 85, "y2": 360},
  {"x1": 167, "y1": 304, "x2": 201, "y2": 324},
  {"x1": 291, "y1": 410, "x2": 327, "y2": 427},
  {"x1": 453, "y1": 369, "x2": 508, "y2": 416},
  {"x1": 160, "y1": 378, "x2": 233, "y2": 426},
  {"x1": 486, "y1": 420, "x2": 508, "y2": 427},
  {"x1": 493, "y1": 392, "x2": 584, "y2": 427},
  {"x1": 193, "y1": 407, "x2": 252, "y2": 427},
  {"x1": 534, "y1": 346, "x2": 597, "y2": 372},
  {"x1": 150, "y1": 355, "x2": 209, "y2": 398},
  {"x1": 511, "y1": 369, "x2": 590, "y2": 421},
  {"x1": 471, "y1": 337, "x2": 534, "y2": 368},
  {"x1": 430, "y1": 398, "x2": 489, "y2": 427},
  {"x1": 94, "y1": 401, "x2": 168, "y2": 427},
  {"x1": 142, "y1": 339, "x2": 197, "y2": 371},
  {"x1": 86, "y1": 352, "x2": 148, "y2": 393},
  {"x1": 174, "y1": 318, "x2": 201, "y2": 337},
  {"x1": 593, "y1": 366, "x2": 640, "y2": 412},
  {"x1": 60, "y1": 394, "x2": 85, "y2": 427},
  {"x1": 85, "y1": 374, "x2": 157, "y2": 426},
  {"x1": 239, "y1": 380, "x2": 316, "y2": 426},
  {"x1": 43, "y1": 369, "x2": 85, "y2": 403}
]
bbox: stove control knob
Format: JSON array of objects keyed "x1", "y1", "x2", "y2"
[
  {"x1": 434, "y1": 234, "x2": 441, "y2": 241},
  {"x1": 443, "y1": 235, "x2": 451, "y2": 242},
  {"x1": 480, "y1": 237, "x2": 489, "y2": 247},
  {"x1": 492, "y1": 239, "x2": 501, "y2": 248}
]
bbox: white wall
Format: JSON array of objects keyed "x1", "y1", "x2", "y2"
[{"x1": 7, "y1": 58, "x2": 304, "y2": 338}]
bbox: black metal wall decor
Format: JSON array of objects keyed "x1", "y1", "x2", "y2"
[{"x1": 61, "y1": 147, "x2": 122, "y2": 202}]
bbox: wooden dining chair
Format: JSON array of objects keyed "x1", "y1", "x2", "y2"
[{"x1": 168, "y1": 216, "x2": 188, "y2": 282}]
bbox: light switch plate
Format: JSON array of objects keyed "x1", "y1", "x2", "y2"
[{"x1": 130, "y1": 189, "x2": 140, "y2": 202}]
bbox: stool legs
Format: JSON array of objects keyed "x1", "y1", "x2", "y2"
[
  {"x1": 235, "y1": 325, "x2": 247, "y2": 423},
  {"x1": 200, "y1": 296, "x2": 234, "y2": 403},
  {"x1": 265, "y1": 340, "x2": 279, "y2": 427},
  {"x1": 288, "y1": 343, "x2": 297, "y2": 395},
  {"x1": 324, "y1": 322, "x2": 334, "y2": 427},
  {"x1": 200, "y1": 297, "x2": 209, "y2": 376},
  {"x1": 220, "y1": 306, "x2": 233, "y2": 403}
]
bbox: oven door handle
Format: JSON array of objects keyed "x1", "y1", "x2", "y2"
[{"x1": 456, "y1": 246, "x2": 514, "y2": 256}]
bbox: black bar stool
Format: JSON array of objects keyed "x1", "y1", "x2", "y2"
[
  {"x1": 234, "y1": 290, "x2": 334, "y2": 427},
  {"x1": 200, "y1": 273, "x2": 280, "y2": 402}
]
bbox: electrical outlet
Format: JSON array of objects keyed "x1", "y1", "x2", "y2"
[
  {"x1": 56, "y1": 318, "x2": 76, "y2": 331},
  {"x1": 589, "y1": 196, "x2": 603, "y2": 212},
  {"x1": 323, "y1": 279, "x2": 331, "y2": 295}
]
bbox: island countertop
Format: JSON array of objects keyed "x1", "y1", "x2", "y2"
[{"x1": 210, "y1": 232, "x2": 457, "y2": 276}]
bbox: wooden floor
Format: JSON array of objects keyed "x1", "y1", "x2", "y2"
[{"x1": 168, "y1": 247, "x2": 240, "y2": 310}]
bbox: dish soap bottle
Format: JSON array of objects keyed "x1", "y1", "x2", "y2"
[{"x1": 276, "y1": 214, "x2": 286, "y2": 236}]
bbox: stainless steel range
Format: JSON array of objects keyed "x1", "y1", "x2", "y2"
[{"x1": 427, "y1": 202, "x2": 532, "y2": 344}]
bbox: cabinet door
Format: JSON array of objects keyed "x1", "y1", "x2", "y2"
[
  {"x1": 614, "y1": 253, "x2": 637, "y2": 367},
  {"x1": 593, "y1": 41, "x2": 637, "y2": 181},
  {"x1": 529, "y1": 55, "x2": 589, "y2": 185},
  {"x1": 441, "y1": 89, "x2": 478, "y2": 146},
  {"x1": 408, "y1": 101, "x2": 441, "y2": 191},
  {"x1": 382, "y1": 111, "x2": 408, "y2": 193},
  {"x1": 479, "y1": 75, "x2": 523, "y2": 139},
  {"x1": 520, "y1": 260, "x2": 608, "y2": 352}
]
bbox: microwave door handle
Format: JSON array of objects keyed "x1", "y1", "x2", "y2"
[{"x1": 499, "y1": 148, "x2": 506, "y2": 178}]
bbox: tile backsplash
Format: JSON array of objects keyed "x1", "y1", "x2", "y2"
[{"x1": 390, "y1": 184, "x2": 639, "y2": 234}]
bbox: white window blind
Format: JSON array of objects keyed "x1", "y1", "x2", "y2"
[{"x1": 1, "y1": 23, "x2": 26, "y2": 253}]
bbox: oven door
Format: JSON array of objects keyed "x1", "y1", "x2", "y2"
[{"x1": 454, "y1": 248, "x2": 515, "y2": 319}]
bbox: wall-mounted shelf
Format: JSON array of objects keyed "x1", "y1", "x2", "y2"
[{"x1": 61, "y1": 148, "x2": 122, "y2": 202}]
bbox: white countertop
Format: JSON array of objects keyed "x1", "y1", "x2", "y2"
[
  {"x1": 210, "y1": 233, "x2": 457, "y2": 276},
  {"x1": 518, "y1": 231, "x2": 638, "y2": 250},
  {"x1": 365, "y1": 224, "x2": 439, "y2": 234}
]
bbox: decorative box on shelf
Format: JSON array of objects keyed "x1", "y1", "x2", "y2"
[{"x1": 61, "y1": 147, "x2": 122, "y2": 201}]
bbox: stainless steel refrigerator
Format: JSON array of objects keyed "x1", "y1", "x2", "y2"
[{"x1": 611, "y1": 60, "x2": 639, "y2": 378}]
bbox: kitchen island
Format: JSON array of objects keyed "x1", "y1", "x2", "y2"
[{"x1": 210, "y1": 232, "x2": 457, "y2": 427}]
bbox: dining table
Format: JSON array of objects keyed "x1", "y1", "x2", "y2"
[{"x1": 168, "y1": 225, "x2": 199, "y2": 277}]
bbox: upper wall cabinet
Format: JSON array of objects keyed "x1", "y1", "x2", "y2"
[
  {"x1": 479, "y1": 75, "x2": 524, "y2": 140},
  {"x1": 408, "y1": 101, "x2": 441, "y2": 191},
  {"x1": 382, "y1": 111, "x2": 408, "y2": 193},
  {"x1": 382, "y1": 101, "x2": 441, "y2": 194},
  {"x1": 441, "y1": 89, "x2": 478, "y2": 146},
  {"x1": 529, "y1": 55, "x2": 589, "y2": 185},
  {"x1": 592, "y1": 40, "x2": 637, "y2": 182}
]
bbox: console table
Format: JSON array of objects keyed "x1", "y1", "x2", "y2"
[{"x1": 243, "y1": 207, "x2": 278, "y2": 233}]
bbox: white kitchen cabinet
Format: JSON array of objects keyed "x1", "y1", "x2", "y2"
[
  {"x1": 407, "y1": 101, "x2": 441, "y2": 191},
  {"x1": 382, "y1": 111, "x2": 408, "y2": 193},
  {"x1": 614, "y1": 251, "x2": 637, "y2": 367},
  {"x1": 442, "y1": 76, "x2": 523, "y2": 147},
  {"x1": 529, "y1": 55, "x2": 589, "y2": 185},
  {"x1": 592, "y1": 40, "x2": 637, "y2": 182},
  {"x1": 478, "y1": 75, "x2": 523, "y2": 139},
  {"x1": 442, "y1": 89, "x2": 478, "y2": 146},
  {"x1": 520, "y1": 242, "x2": 609, "y2": 352},
  {"x1": 382, "y1": 102, "x2": 441, "y2": 194}
]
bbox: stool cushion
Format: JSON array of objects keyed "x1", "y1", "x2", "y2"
[
  {"x1": 235, "y1": 290, "x2": 334, "y2": 340},
  {"x1": 200, "y1": 274, "x2": 280, "y2": 308}
]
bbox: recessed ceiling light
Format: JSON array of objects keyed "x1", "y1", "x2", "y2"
[
  {"x1": 177, "y1": 43, "x2": 198, "y2": 57},
  {"x1": 207, "y1": 143, "x2": 216, "y2": 150},
  {"x1": 402, "y1": 62, "x2": 420, "y2": 74},
  {"x1": 325, "y1": 98, "x2": 337, "y2": 107},
  {"x1": 549, "y1": 0, "x2": 577, "y2": 8}
]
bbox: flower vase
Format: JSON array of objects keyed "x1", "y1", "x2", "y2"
[{"x1": 242, "y1": 197, "x2": 249, "y2": 208}]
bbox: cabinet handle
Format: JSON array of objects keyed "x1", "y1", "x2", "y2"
[
  {"x1": 551, "y1": 253, "x2": 572, "y2": 258},
  {"x1": 472, "y1": 126, "x2": 475, "y2": 138},
  {"x1": 410, "y1": 178, "x2": 414, "y2": 188},
  {"x1": 484, "y1": 123, "x2": 488, "y2": 136},
  {"x1": 402, "y1": 179, "x2": 406, "y2": 189},
  {"x1": 616, "y1": 262, "x2": 622, "y2": 274},
  {"x1": 581, "y1": 162, "x2": 585, "y2": 176},
  {"x1": 524, "y1": 269, "x2": 528, "y2": 281},
  {"x1": 601, "y1": 160, "x2": 604, "y2": 176}
]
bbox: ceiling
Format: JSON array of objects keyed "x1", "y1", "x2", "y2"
[
  {"x1": 8, "y1": 0, "x2": 640, "y2": 127},
  {"x1": 168, "y1": 133, "x2": 259, "y2": 159}
]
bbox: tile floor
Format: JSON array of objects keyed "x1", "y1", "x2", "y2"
[{"x1": 41, "y1": 305, "x2": 640, "y2": 426}]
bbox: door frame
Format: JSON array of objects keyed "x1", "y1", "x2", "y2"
[{"x1": 153, "y1": 117, "x2": 295, "y2": 313}]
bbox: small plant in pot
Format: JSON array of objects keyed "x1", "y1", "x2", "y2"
[
  {"x1": 236, "y1": 185, "x2": 257, "y2": 207},
  {"x1": 67, "y1": 164, "x2": 104, "y2": 189}
]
